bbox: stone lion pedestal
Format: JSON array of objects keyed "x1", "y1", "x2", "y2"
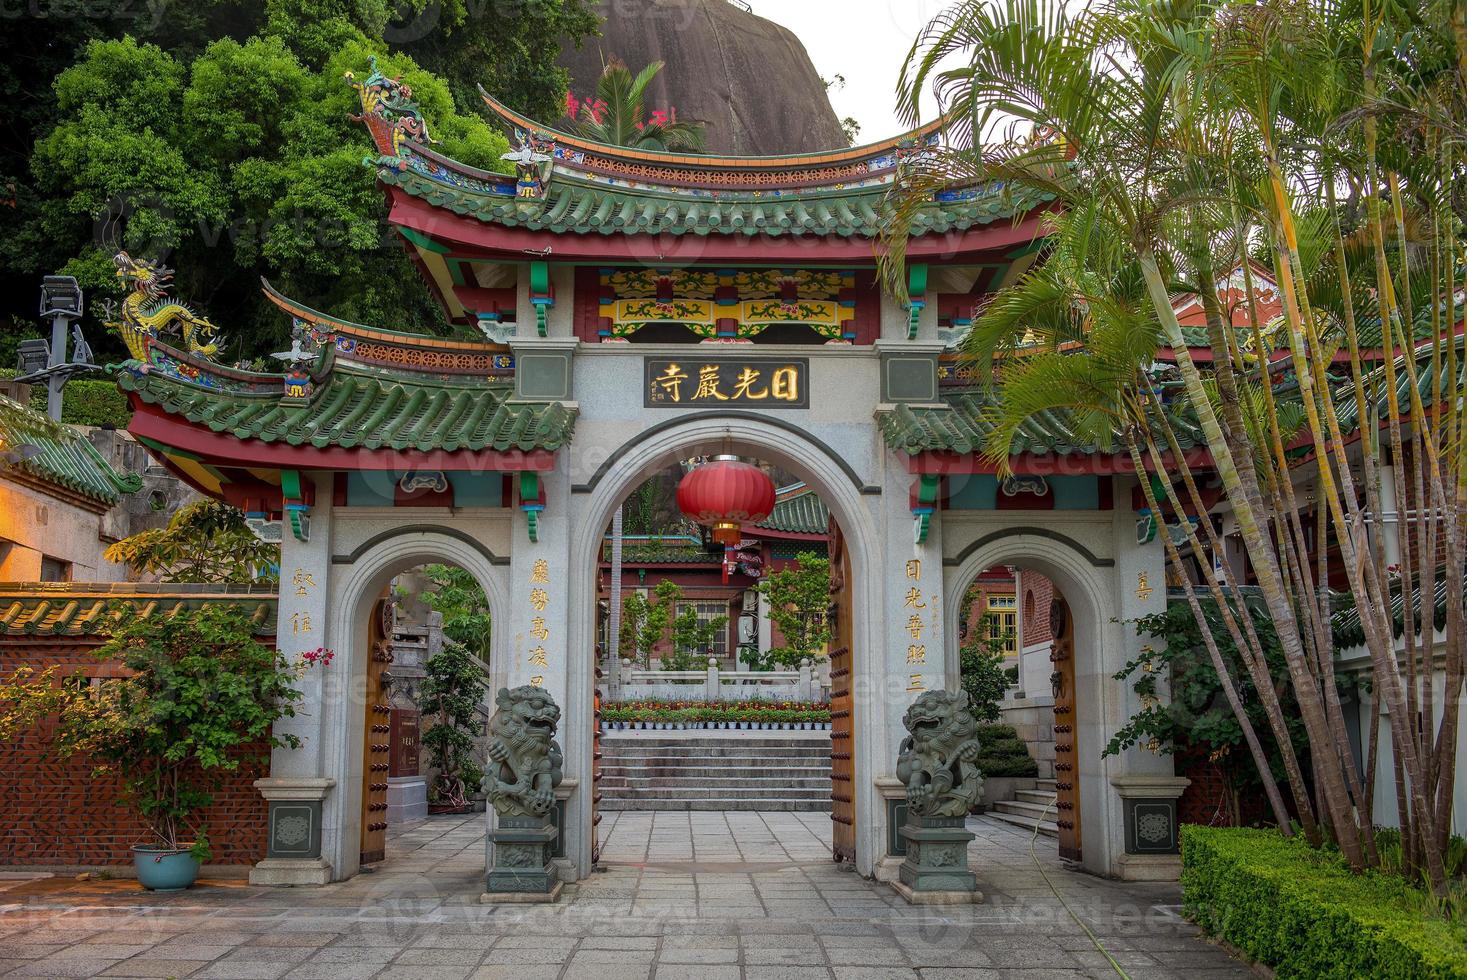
[
  {"x1": 890, "y1": 690, "x2": 984, "y2": 906},
  {"x1": 480, "y1": 686, "x2": 565, "y2": 904}
]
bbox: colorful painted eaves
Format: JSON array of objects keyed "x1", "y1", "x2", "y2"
[{"x1": 0, "y1": 583, "x2": 278, "y2": 637}]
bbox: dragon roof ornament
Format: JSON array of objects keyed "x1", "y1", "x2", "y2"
[
  {"x1": 106, "y1": 251, "x2": 223, "y2": 363},
  {"x1": 346, "y1": 55, "x2": 436, "y2": 164}
]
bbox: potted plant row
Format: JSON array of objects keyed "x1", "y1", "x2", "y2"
[{"x1": 601, "y1": 701, "x2": 832, "y2": 731}]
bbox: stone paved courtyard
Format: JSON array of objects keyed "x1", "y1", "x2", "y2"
[{"x1": 0, "y1": 813, "x2": 1254, "y2": 980}]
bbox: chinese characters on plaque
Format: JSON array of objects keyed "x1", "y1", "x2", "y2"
[
  {"x1": 903, "y1": 558, "x2": 941, "y2": 691},
  {"x1": 526, "y1": 558, "x2": 552, "y2": 686},
  {"x1": 645, "y1": 358, "x2": 809, "y2": 408}
]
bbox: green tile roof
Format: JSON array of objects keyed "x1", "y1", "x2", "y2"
[
  {"x1": 896, "y1": 332, "x2": 1462, "y2": 458},
  {"x1": 112, "y1": 363, "x2": 577, "y2": 453},
  {"x1": 0, "y1": 394, "x2": 142, "y2": 504},
  {"x1": 606, "y1": 544, "x2": 722, "y2": 564},
  {"x1": 0, "y1": 583, "x2": 277, "y2": 637},
  {"x1": 377, "y1": 162, "x2": 1049, "y2": 239},
  {"x1": 876, "y1": 389, "x2": 1208, "y2": 458},
  {"x1": 1330, "y1": 575, "x2": 1458, "y2": 650},
  {"x1": 755, "y1": 488, "x2": 830, "y2": 535}
]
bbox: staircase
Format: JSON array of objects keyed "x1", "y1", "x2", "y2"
[
  {"x1": 599, "y1": 732, "x2": 832, "y2": 811},
  {"x1": 986, "y1": 778, "x2": 1059, "y2": 837}
]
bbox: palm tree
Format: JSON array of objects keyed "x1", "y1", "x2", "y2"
[
  {"x1": 566, "y1": 59, "x2": 707, "y2": 153},
  {"x1": 886, "y1": 0, "x2": 1467, "y2": 891}
]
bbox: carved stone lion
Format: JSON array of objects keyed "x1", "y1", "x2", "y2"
[
  {"x1": 896, "y1": 690, "x2": 983, "y2": 818},
  {"x1": 486, "y1": 685, "x2": 564, "y2": 818}
]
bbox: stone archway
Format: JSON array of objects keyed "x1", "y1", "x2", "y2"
[
  {"x1": 563, "y1": 416, "x2": 887, "y2": 878},
  {"x1": 941, "y1": 524, "x2": 1127, "y2": 879},
  {"x1": 317, "y1": 528, "x2": 511, "y2": 882}
]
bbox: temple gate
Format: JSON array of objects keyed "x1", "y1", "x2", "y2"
[{"x1": 110, "y1": 61, "x2": 1189, "y2": 888}]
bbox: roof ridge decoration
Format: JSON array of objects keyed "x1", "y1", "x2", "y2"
[
  {"x1": 502, "y1": 128, "x2": 556, "y2": 202},
  {"x1": 477, "y1": 86, "x2": 948, "y2": 175},
  {"x1": 346, "y1": 55, "x2": 436, "y2": 165},
  {"x1": 260, "y1": 280, "x2": 516, "y2": 378},
  {"x1": 105, "y1": 251, "x2": 225, "y2": 363}
]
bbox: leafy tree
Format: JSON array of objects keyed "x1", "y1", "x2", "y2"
[
  {"x1": 958, "y1": 614, "x2": 1009, "y2": 724},
  {"x1": 21, "y1": 35, "x2": 510, "y2": 361},
  {"x1": 749, "y1": 550, "x2": 831, "y2": 669},
  {"x1": 418, "y1": 564, "x2": 491, "y2": 661},
  {"x1": 0, "y1": 0, "x2": 599, "y2": 358},
  {"x1": 0, "y1": 604, "x2": 310, "y2": 857},
  {"x1": 105, "y1": 499, "x2": 278, "y2": 584},
  {"x1": 619, "y1": 579, "x2": 680, "y2": 668},
  {"x1": 662, "y1": 602, "x2": 729, "y2": 671},
  {"x1": 565, "y1": 60, "x2": 706, "y2": 152},
  {"x1": 418, "y1": 641, "x2": 486, "y2": 808}
]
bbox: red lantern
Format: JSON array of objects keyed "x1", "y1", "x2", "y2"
[{"x1": 676, "y1": 455, "x2": 776, "y2": 546}]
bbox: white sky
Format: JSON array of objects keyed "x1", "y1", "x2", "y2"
[{"x1": 742, "y1": 0, "x2": 955, "y2": 142}]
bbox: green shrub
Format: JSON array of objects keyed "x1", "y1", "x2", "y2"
[
  {"x1": 1181, "y1": 826, "x2": 1467, "y2": 978},
  {"x1": 974, "y1": 723, "x2": 1039, "y2": 777}
]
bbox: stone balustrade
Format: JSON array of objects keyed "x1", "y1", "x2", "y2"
[{"x1": 604, "y1": 657, "x2": 829, "y2": 703}]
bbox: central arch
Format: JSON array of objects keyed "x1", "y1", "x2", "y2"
[
  {"x1": 563, "y1": 415, "x2": 887, "y2": 878},
  {"x1": 321, "y1": 526, "x2": 512, "y2": 881}
]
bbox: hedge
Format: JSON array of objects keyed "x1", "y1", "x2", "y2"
[
  {"x1": 1182, "y1": 825, "x2": 1467, "y2": 978},
  {"x1": 0, "y1": 372, "x2": 131, "y2": 428},
  {"x1": 975, "y1": 723, "x2": 1039, "y2": 778}
]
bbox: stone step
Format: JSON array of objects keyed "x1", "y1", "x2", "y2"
[
  {"x1": 601, "y1": 735, "x2": 831, "y2": 746},
  {"x1": 601, "y1": 798, "x2": 833, "y2": 812},
  {"x1": 602, "y1": 787, "x2": 830, "y2": 802},
  {"x1": 598, "y1": 733, "x2": 832, "y2": 812},
  {"x1": 1014, "y1": 789, "x2": 1059, "y2": 806},
  {"x1": 985, "y1": 808, "x2": 1059, "y2": 837},
  {"x1": 1034, "y1": 778, "x2": 1058, "y2": 791},
  {"x1": 601, "y1": 774, "x2": 832, "y2": 790},
  {"x1": 601, "y1": 767, "x2": 831, "y2": 782},
  {"x1": 993, "y1": 799, "x2": 1058, "y2": 820},
  {"x1": 602, "y1": 758, "x2": 830, "y2": 770},
  {"x1": 600, "y1": 745, "x2": 831, "y2": 759}
]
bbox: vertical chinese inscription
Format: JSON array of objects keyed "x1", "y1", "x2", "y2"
[
  {"x1": 526, "y1": 558, "x2": 552, "y2": 686},
  {"x1": 900, "y1": 558, "x2": 942, "y2": 690}
]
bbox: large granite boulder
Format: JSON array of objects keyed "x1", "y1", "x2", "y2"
[{"x1": 559, "y1": 0, "x2": 848, "y2": 156}]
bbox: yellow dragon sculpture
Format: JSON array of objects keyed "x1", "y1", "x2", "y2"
[{"x1": 107, "y1": 251, "x2": 221, "y2": 361}]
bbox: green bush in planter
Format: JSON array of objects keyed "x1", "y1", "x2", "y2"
[
  {"x1": 1182, "y1": 826, "x2": 1467, "y2": 978},
  {"x1": 0, "y1": 604, "x2": 311, "y2": 861}
]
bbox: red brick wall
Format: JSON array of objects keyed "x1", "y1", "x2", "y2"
[
  {"x1": 0, "y1": 640, "x2": 268, "y2": 867},
  {"x1": 1023, "y1": 574, "x2": 1055, "y2": 646}
]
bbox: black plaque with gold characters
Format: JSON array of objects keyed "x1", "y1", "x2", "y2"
[{"x1": 645, "y1": 357, "x2": 808, "y2": 408}]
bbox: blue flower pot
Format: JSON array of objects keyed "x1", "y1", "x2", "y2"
[{"x1": 132, "y1": 846, "x2": 200, "y2": 891}]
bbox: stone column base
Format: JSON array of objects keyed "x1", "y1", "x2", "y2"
[
  {"x1": 894, "y1": 813, "x2": 982, "y2": 904},
  {"x1": 251, "y1": 777, "x2": 335, "y2": 886},
  {"x1": 249, "y1": 858, "x2": 333, "y2": 886},
  {"x1": 890, "y1": 879, "x2": 984, "y2": 905},
  {"x1": 484, "y1": 814, "x2": 561, "y2": 900},
  {"x1": 1113, "y1": 852, "x2": 1184, "y2": 882},
  {"x1": 481, "y1": 880, "x2": 564, "y2": 904}
]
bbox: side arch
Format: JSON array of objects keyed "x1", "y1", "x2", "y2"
[
  {"x1": 319, "y1": 526, "x2": 512, "y2": 881},
  {"x1": 941, "y1": 527, "x2": 1121, "y2": 878}
]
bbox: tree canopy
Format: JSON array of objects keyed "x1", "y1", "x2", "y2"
[{"x1": 0, "y1": 0, "x2": 598, "y2": 362}]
